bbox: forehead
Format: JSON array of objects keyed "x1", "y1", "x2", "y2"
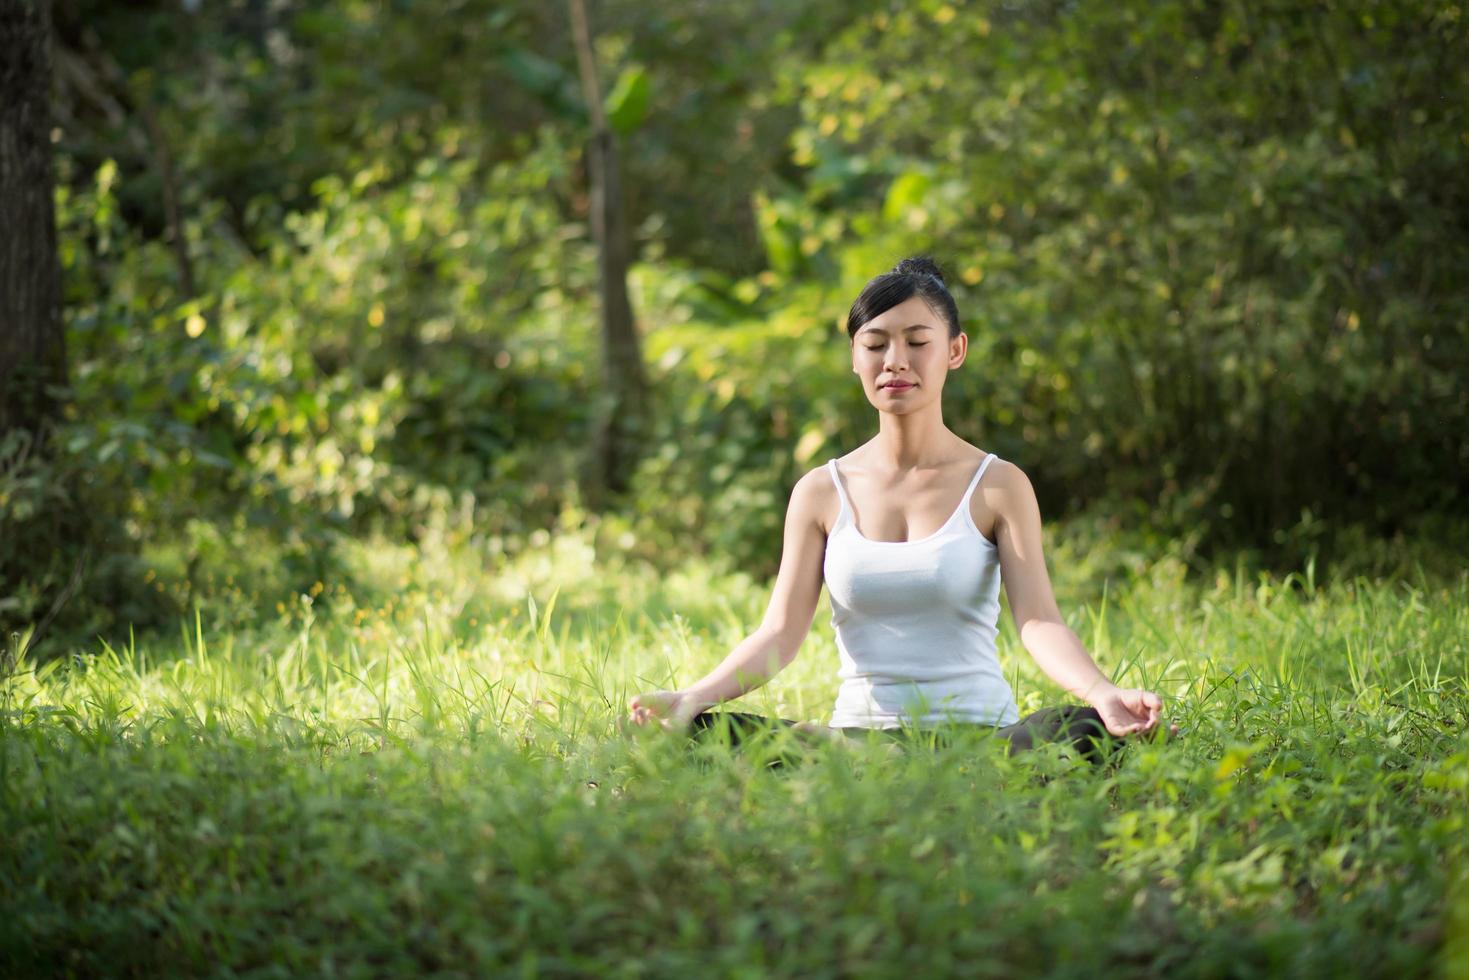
[{"x1": 857, "y1": 296, "x2": 943, "y2": 335}]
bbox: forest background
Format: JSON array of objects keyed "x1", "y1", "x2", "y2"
[
  {"x1": 2, "y1": 0, "x2": 1467, "y2": 658},
  {"x1": 5, "y1": 2, "x2": 1469, "y2": 975}
]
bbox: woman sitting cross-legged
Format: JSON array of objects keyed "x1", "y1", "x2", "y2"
[{"x1": 627, "y1": 256, "x2": 1173, "y2": 764}]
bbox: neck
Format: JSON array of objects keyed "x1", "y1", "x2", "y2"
[{"x1": 870, "y1": 401, "x2": 953, "y2": 471}]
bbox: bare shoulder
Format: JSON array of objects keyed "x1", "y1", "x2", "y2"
[
  {"x1": 976, "y1": 457, "x2": 1044, "y2": 536},
  {"x1": 789, "y1": 463, "x2": 840, "y2": 536},
  {"x1": 980, "y1": 457, "x2": 1033, "y2": 494}
]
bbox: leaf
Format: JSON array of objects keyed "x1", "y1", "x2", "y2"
[
  {"x1": 1213, "y1": 741, "x2": 1265, "y2": 782},
  {"x1": 753, "y1": 190, "x2": 799, "y2": 275},
  {"x1": 882, "y1": 171, "x2": 931, "y2": 223},
  {"x1": 606, "y1": 66, "x2": 651, "y2": 135}
]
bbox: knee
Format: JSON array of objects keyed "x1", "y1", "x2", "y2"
[
  {"x1": 688, "y1": 709, "x2": 725, "y2": 741},
  {"x1": 1066, "y1": 706, "x2": 1118, "y2": 764},
  {"x1": 1070, "y1": 705, "x2": 1106, "y2": 732}
]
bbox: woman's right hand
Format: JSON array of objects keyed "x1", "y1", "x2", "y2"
[{"x1": 626, "y1": 689, "x2": 704, "y2": 733}]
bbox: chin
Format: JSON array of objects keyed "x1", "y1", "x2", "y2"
[{"x1": 870, "y1": 387, "x2": 927, "y2": 408}]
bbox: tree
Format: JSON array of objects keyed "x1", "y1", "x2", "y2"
[
  {"x1": 1, "y1": 0, "x2": 65, "y2": 441},
  {"x1": 1, "y1": 0, "x2": 74, "y2": 666},
  {"x1": 568, "y1": 0, "x2": 648, "y2": 508}
]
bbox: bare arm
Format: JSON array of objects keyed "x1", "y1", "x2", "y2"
[
  {"x1": 677, "y1": 630, "x2": 797, "y2": 714},
  {"x1": 628, "y1": 469, "x2": 829, "y2": 728},
  {"x1": 988, "y1": 461, "x2": 1163, "y2": 736}
]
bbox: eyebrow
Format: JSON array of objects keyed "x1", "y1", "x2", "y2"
[{"x1": 857, "y1": 323, "x2": 936, "y2": 336}]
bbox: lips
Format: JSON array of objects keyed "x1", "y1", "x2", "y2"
[{"x1": 881, "y1": 381, "x2": 916, "y2": 390}]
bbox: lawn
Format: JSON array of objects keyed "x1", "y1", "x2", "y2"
[{"x1": 3, "y1": 528, "x2": 1467, "y2": 978}]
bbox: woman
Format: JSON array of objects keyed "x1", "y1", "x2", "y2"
[{"x1": 627, "y1": 256, "x2": 1168, "y2": 762}]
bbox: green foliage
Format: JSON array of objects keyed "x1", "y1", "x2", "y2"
[
  {"x1": 2, "y1": 539, "x2": 1465, "y2": 974},
  {"x1": 0, "y1": 425, "x2": 164, "y2": 657},
  {"x1": 629, "y1": 301, "x2": 858, "y2": 575},
  {"x1": 605, "y1": 65, "x2": 651, "y2": 135},
  {"x1": 12, "y1": 0, "x2": 1467, "y2": 653},
  {"x1": 779, "y1": 0, "x2": 1469, "y2": 543},
  {"x1": 13, "y1": 130, "x2": 594, "y2": 653}
]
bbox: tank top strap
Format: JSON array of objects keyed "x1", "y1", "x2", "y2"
[
  {"x1": 958, "y1": 453, "x2": 998, "y2": 510},
  {"x1": 826, "y1": 459, "x2": 853, "y2": 529}
]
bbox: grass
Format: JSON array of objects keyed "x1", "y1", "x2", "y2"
[{"x1": 2, "y1": 525, "x2": 1467, "y2": 978}]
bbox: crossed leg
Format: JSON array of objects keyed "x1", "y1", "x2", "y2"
[{"x1": 688, "y1": 705, "x2": 1120, "y2": 766}]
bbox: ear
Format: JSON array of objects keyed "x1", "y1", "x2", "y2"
[{"x1": 948, "y1": 332, "x2": 968, "y2": 369}]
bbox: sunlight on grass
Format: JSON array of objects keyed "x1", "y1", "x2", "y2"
[{"x1": 3, "y1": 529, "x2": 1467, "y2": 975}]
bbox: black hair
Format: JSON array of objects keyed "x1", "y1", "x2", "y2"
[{"x1": 845, "y1": 255, "x2": 961, "y2": 341}]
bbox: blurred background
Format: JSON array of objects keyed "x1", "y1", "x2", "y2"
[{"x1": 3, "y1": 0, "x2": 1466, "y2": 660}]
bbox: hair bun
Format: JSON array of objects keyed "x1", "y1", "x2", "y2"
[{"x1": 893, "y1": 255, "x2": 946, "y2": 285}]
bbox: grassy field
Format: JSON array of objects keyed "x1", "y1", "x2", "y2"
[{"x1": 3, "y1": 526, "x2": 1467, "y2": 978}]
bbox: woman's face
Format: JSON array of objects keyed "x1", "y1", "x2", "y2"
[{"x1": 850, "y1": 295, "x2": 967, "y2": 414}]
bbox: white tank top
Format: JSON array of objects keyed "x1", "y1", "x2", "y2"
[{"x1": 822, "y1": 454, "x2": 1020, "y2": 729}]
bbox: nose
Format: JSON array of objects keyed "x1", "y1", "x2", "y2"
[{"x1": 883, "y1": 343, "x2": 909, "y2": 372}]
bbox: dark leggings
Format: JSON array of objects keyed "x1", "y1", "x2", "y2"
[{"x1": 688, "y1": 705, "x2": 1119, "y2": 767}]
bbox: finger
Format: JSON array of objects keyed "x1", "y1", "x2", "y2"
[{"x1": 1125, "y1": 693, "x2": 1154, "y2": 723}]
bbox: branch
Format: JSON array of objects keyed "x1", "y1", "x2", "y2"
[
  {"x1": 54, "y1": 34, "x2": 195, "y2": 297},
  {"x1": 566, "y1": 0, "x2": 608, "y2": 133}
]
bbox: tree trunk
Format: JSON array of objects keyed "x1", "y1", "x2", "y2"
[
  {"x1": 1, "y1": 0, "x2": 66, "y2": 440},
  {"x1": 586, "y1": 127, "x2": 648, "y2": 497},
  {"x1": 568, "y1": 0, "x2": 648, "y2": 509}
]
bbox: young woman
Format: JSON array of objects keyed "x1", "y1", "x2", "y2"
[{"x1": 627, "y1": 257, "x2": 1168, "y2": 761}]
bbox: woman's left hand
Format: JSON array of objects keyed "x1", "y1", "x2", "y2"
[{"x1": 1089, "y1": 686, "x2": 1164, "y2": 737}]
